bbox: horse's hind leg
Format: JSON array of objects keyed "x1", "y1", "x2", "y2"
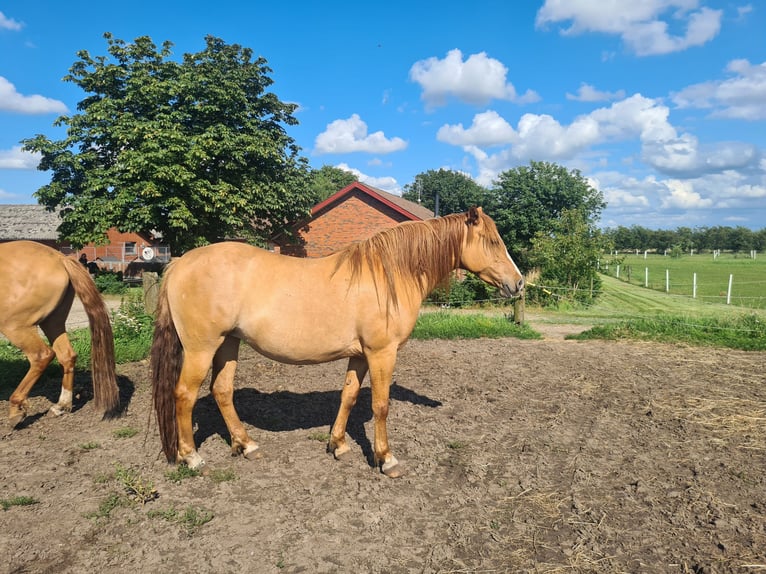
[
  {"x1": 210, "y1": 336, "x2": 260, "y2": 460},
  {"x1": 176, "y1": 349, "x2": 216, "y2": 469},
  {"x1": 329, "y1": 356, "x2": 368, "y2": 460},
  {"x1": 4, "y1": 327, "x2": 56, "y2": 427},
  {"x1": 40, "y1": 301, "x2": 77, "y2": 416}
]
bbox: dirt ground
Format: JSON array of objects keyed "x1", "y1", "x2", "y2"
[{"x1": 1, "y1": 321, "x2": 765, "y2": 573}]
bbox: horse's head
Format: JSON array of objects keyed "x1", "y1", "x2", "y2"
[{"x1": 459, "y1": 207, "x2": 525, "y2": 298}]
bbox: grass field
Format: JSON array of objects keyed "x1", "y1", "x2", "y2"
[
  {"x1": 600, "y1": 252, "x2": 766, "y2": 309},
  {"x1": 526, "y1": 273, "x2": 766, "y2": 350}
]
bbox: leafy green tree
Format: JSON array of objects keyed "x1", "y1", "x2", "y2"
[
  {"x1": 490, "y1": 161, "x2": 606, "y2": 263},
  {"x1": 22, "y1": 34, "x2": 312, "y2": 253},
  {"x1": 402, "y1": 169, "x2": 490, "y2": 216},
  {"x1": 530, "y1": 208, "x2": 612, "y2": 305},
  {"x1": 309, "y1": 165, "x2": 357, "y2": 202}
]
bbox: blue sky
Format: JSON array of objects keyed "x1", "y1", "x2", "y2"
[{"x1": 1, "y1": 1, "x2": 764, "y2": 230}]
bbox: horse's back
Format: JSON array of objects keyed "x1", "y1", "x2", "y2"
[
  {"x1": 164, "y1": 242, "x2": 391, "y2": 362},
  {"x1": 0, "y1": 241, "x2": 71, "y2": 329}
]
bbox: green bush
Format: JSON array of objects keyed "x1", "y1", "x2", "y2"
[
  {"x1": 94, "y1": 272, "x2": 127, "y2": 295},
  {"x1": 111, "y1": 291, "x2": 155, "y2": 363}
]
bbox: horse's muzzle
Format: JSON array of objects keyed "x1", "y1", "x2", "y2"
[{"x1": 499, "y1": 277, "x2": 525, "y2": 298}]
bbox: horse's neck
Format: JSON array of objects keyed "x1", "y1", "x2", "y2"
[{"x1": 415, "y1": 224, "x2": 462, "y2": 296}]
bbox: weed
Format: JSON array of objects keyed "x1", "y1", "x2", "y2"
[
  {"x1": 179, "y1": 506, "x2": 214, "y2": 533},
  {"x1": 165, "y1": 464, "x2": 201, "y2": 484},
  {"x1": 79, "y1": 442, "x2": 101, "y2": 450},
  {"x1": 208, "y1": 469, "x2": 236, "y2": 483},
  {"x1": 149, "y1": 505, "x2": 213, "y2": 535},
  {"x1": 85, "y1": 493, "x2": 127, "y2": 519},
  {"x1": 114, "y1": 464, "x2": 158, "y2": 505},
  {"x1": 113, "y1": 427, "x2": 139, "y2": 439},
  {"x1": 1, "y1": 496, "x2": 39, "y2": 511},
  {"x1": 447, "y1": 440, "x2": 468, "y2": 450},
  {"x1": 308, "y1": 432, "x2": 330, "y2": 442}
]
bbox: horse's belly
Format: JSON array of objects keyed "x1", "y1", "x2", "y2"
[{"x1": 235, "y1": 320, "x2": 363, "y2": 365}]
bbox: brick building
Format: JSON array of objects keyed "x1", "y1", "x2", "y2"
[
  {"x1": 0, "y1": 204, "x2": 169, "y2": 279},
  {"x1": 274, "y1": 182, "x2": 434, "y2": 257}
]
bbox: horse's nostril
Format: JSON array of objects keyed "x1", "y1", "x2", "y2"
[{"x1": 518, "y1": 278, "x2": 525, "y2": 291}]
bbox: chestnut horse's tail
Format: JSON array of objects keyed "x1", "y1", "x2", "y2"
[
  {"x1": 150, "y1": 271, "x2": 182, "y2": 462},
  {"x1": 60, "y1": 257, "x2": 120, "y2": 417}
]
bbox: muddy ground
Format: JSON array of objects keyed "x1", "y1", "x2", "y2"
[{"x1": 1, "y1": 325, "x2": 765, "y2": 573}]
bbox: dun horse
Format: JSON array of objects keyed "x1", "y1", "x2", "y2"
[
  {"x1": 151, "y1": 207, "x2": 523, "y2": 477},
  {"x1": 0, "y1": 241, "x2": 119, "y2": 426}
]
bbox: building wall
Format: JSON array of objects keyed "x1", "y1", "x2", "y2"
[
  {"x1": 74, "y1": 229, "x2": 154, "y2": 262},
  {"x1": 281, "y1": 191, "x2": 414, "y2": 257}
]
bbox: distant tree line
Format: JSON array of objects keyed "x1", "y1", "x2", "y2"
[{"x1": 605, "y1": 225, "x2": 766, "y2": 253}]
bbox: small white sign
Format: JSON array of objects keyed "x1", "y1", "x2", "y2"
[{"x1": 141, "y1": 246, "x2": 155, "y2": 261}]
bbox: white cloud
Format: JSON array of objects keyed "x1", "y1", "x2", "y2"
[
  {"x1": 737, "y1": 4, "x2": 753, "y2": 19},
  {"x1": 691, "y1": 170, "x2": 766, "y2": 208},
  {"x1": 440, "y1": 95, "x2": 675, "y2": 167},
  {"x1": 0, "y1": 146, "x2": 40, "y2": 169},
  {"x1": 314, "y1": 114, "x2": 407, "y2": 155},
  {"x1": 536, "y1": 0, "x2": 722, "y2": 56},
  {"x1": 566, "y1": 83, "x2": 626, "y2": 102},
  {"x1": 409, "y1": 49, "x2": 539, "y2": 108},
  {"x1": 440, "y1": 93, "x2": 764, "y2": 193},
  {"x1": 642, "y1": 135, "x2": 759, "y2": 176},
  {"x1": 660, "y1": 179, "x2": 714, "y2": 209},
  {"x1": 605, "y1": 188, "x2": 650, "y2": 208},
  {"x1": 335, "y1": 163, "x2": 401, "y2": 195},
  {"x1": 0, "y1": 77, "x2": 68, "y2": 114},
  {"x1": 0, "y1": 11, "x2": 22, "y2": 31},
  {"x1": 672, "y1": 59, "x2": 766, "y2": 120},
  {"x1": 436, "y1": 110, "x2": 516, "y2": 147},
  {"x1": 0, "y1": 187, "x2": 17, "y2": 199}
]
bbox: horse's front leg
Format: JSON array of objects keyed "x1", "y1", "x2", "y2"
[
  {"x1": 211, "y1": 336, "x2": 260, "y2": 460},
  {"x1": 367, "y1": 348, "x2": 403, "y2": 478},
  {"x1": 329, "y1": 356, "x2": 368, "y2": 460}
]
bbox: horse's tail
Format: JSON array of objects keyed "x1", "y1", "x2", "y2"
[
  {"x1": 60, "y1": 257, "x2": 120, "y2": 418},
  {"x1": 150, "y1": 266, "x2": 181, "y2": 462}
]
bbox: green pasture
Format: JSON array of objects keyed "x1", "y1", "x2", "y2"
[{"x1": 601, "y1": 252, "x2": 766, "y2": 309}]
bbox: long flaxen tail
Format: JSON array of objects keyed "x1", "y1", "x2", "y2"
[
  {"x1": 61, "y1": 256, "x2": 120, "y2": 417},
  {"x1": 150, "y1": 268, "x2": 183, "y2": 462}
]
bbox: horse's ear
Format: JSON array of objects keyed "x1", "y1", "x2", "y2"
[{"x1": 466, "y1": 206, "x2": 483, "y2": 226}]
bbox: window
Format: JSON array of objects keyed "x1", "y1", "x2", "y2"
[{"x1": 124, "y1": 242, "x2": 137, "y2": 256}]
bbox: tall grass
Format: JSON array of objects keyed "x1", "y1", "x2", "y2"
[
  {"x1": 411, "y1": 311, "x2": 540, "y2": 340},
  {"x1": 571, "y1": 313, "x2": 766, "y2": 351}
]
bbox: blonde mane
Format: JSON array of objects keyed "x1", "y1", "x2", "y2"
[{"x1": 334, "y1": 211, "x2": 494, "y2": 310}]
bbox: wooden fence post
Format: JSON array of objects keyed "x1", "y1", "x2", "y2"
[
  {"x1": 513, "y1": 293, "x2": 525, "y2": 325},
  {"x1": 142, "y1": 272, "x2": 160, "y2": 315}
]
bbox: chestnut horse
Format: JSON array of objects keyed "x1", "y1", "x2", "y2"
[
  {"x1": 151, "y1": 207, "x2": 524, "y2": 477},
  {"x1": 0, "y1": 241, "x2": 119, "y2": 426}
]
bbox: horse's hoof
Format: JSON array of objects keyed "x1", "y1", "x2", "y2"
[
  {"x1": 333, "y1": 449, "x2": 352, "y2": 462},
  {"x1": 381, "y1": 456, "x2": 405, "y2": 478},
  {"x1": 243, "y1": 445, "x2": 262, "y2": 460},
  {"x1": 331, "y1": 443, "x2": 351, "y2": 461},
  {"x1": 9, "y1": 413, "x2": 25, "y2": 428},
  {"x1": 48, "y1": 404, "x2": 70, "y2": 417},
  {"x1": 183, "y1": 452, "x2": 206, "y2": 471}
]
